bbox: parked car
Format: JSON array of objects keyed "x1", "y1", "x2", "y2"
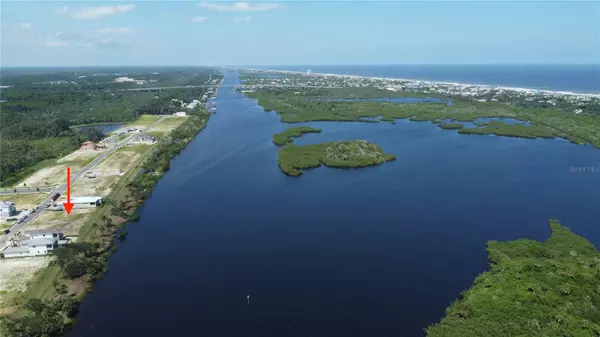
[{"x1": 3, "y1": 229, "x2": 9, "y2": 235}]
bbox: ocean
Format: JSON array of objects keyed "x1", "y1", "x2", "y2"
[{"x1": 246, "y1": 65, "x2": 600, "y2": 94}]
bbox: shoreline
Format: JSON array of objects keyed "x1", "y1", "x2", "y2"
[{"x1": 240, "y1": 68, "x2": 600, "y2": 98}]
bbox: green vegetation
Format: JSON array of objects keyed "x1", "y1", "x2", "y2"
[
  {"x1": 427, "y1": 220, "x2": 600, "y2": 337},
  {"x1": 278, "y1": 140, "x2": 396, "y2": 176},
  {"x1": 245, "y1": 89, "x2": 600, "y2": 149},
  {"x1": 1, "y1": 68, "x2": 220, "y2": 185},
  {"x1": 273, "y1": 126, "x2": 322, "y2": 146},
  {"x1": 127, "y1": 115, "x2": 161, "y2": 127},
  {"x1": 438, "y1": 123, "x2": 464, "y2": 130},
  {"x1": 0, "y1": 78, "x2": 220, "y2": 336},
  {"x1": 459, "y1": 120, "x2": 558, "y2": 139}
]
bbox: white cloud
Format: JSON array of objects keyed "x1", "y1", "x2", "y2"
[
  {"x1": 198, "y1": 2, "x2": 279, "y2": 12},
  {"x1": 46, "y1": 40, "x2": 72, "y2": 48},
  {"x1": 191, "y1": 16, "x2": 208, "y2": 23},
  {"x1": 233, "y1": 16, "x2": 252, "y2": 22},
  {"x1": 92, "y1": 27, "x2": 135, "y2": 34},
  {"x1": 16, "y1": 22, "x2": 33, "y2": 31},
  {"x1": 44, "y1": 30, "x2": 131, "y2": 48},
  {"x1": 56, "y1": 6, "x2": 69, "y2": 15},
  {"x1": 61, "y1": 4, "x2": 135, "y2": 20}
]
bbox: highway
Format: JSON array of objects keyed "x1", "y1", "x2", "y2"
[{"x1": 0, "y1": 116, "x2": 168, "y2": 250}]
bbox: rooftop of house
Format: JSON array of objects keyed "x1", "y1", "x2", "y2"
[
  {"x1": 26, "y1": 238, "x2": 57, "y2": 247},
  {"x1": 0, "y1": 201, "x2": 16, "y2": 207},
  {"x1": 3, "y1": 247, "x2": 30, "y2": 254},
  {"x1": 25, "y1": 229, "x2": 61, "y2": 236},
  {"x1": 70, "y1": 196, "x2": 102, "y2": 204}
]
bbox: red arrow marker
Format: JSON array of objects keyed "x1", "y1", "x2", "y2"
[{"x1": 63, "y1": 167, "x2": 74, "y2": 215}]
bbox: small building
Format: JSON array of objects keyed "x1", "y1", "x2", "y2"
[
  {"x1": 173, "y1": 111, "x2": 187, "y2": 117},
  {"x1": 81, "y1": 141, "x2": 98, "y2": 150},
  {"x1": 129, "y1": 133, "x2": 157, "y2": 145},
  {"x1": 2, "y1": 230, "x2": 69, "y2": 258},
  {"x1": 0, "y1": 201, "x2": 16, "y2": 218},
  {"x1": 70, "y1": 196, "x2": 103, "y2": 208}
]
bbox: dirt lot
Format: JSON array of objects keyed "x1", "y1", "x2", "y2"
[
  {"x1": 18, "y1": 149, "x2": 106, "y2": 188},
  {"x1": 147, "y1": 116, "x2": 187, "y2": 137},
  {"x1": 27, "y1": 208, "x2": 93, "y2": 237},
  {"x1": 57, "y1": 146, "x2": 109, "y2": 164},
  {"x1": 0, "y1": 257, "x2": 51, "y2": 306},
  {"x1": 71, "y1": 145, "x2": 149, "y2": 197}
]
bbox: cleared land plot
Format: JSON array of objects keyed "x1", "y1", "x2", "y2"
[
  {"x1": 27, "y1": 208, "x2": 93, "y2": 237},
  {"x1": 72, "y1": 145, "x2": 150, "y2": 197},
  {"x1": 57, "y1": 146, "x2": 110, "y2": 164},
  {"x1": 128, "y1": 114, "x2": 161, "y2": 128},
  {"x1": 146, "y1": 116, "x2": 187, "y2": 137},
  {"x1": 0, "y1": 194, "x2": 46, "y2": 211},
  {"x1": 0, "y1": 257, "x2": 51, "y2": 307},
  {"x1": 17, "y1": 148, "x2": 107, "y2": 188}
]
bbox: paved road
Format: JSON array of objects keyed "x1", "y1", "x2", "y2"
[
  {"x1": 0, "y1": 187, "x2": 55, "y2": 195},
  {"x1": 0, "y1": 116, "x2": 168, "y2": 250}
]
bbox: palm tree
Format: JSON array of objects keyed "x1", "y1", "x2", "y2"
[{"x1": 90, "y1": 223, "x2": 99, "y2": 240}]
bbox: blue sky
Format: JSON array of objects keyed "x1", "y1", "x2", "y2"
[{"x1": 1, "y1": 1, "x2": 599, "y2": 66}]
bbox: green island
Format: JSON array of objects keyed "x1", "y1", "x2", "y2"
[
  {"x1": 278, "y1": 140, "x2": 396, "y2": 176},
  {"x1": 273, "y1": 126, "x2": 322, "y2": 146},
  {"x1": 244, "y1": 88, "x2": 600, "y2": 148},
  {"x1": 438, "y1": 123, "x2": 464, "y2": 130},
  {"x1": 427, "y1": 219, "x2": 600, "y2": 337},
  {"x1": 459, "y1": 120, "x2": 558, "y2": 139}
]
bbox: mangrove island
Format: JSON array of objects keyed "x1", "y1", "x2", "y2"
[
  {"x1": 277, "y1": 140, "x2": 396, "y2": 176},
  {"x1": 273, "y1": 126, "x2": 322, "y2": 146},
  {"x1": 426, "y1": 219, "x2": 600, "y2": 337}
]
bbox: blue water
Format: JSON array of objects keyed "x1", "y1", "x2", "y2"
[
  {"x1": 250, "y1": 65, "x2": 600, "y2": 94},
  {"x1": 71, "y1": 71, "x2": 600, "y2": 337}
]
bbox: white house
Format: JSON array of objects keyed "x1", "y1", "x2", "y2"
[
  {"x1": 173, "y1": 111, "x2": 187, "y2": 117},
  {"x1": 129, "y1": 133, "x2": 157, "y2": 145},
  {"x1": 0, "y1": 201, "x2": 16, "y2": 218},
  {"x1": 2, "y1": 230, "x2": 69, "y2": 258}
]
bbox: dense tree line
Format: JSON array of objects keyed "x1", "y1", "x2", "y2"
[
  {"x1": 427, "y1": 220, "x2": 600, "y2": 336},
  {"x1": 0, "y1": 68, "x2": 221, "y2": 185}
]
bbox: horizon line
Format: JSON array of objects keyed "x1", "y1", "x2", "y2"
[{"x1": 2, "y1": 63, "x2": 600, "y2": 69}]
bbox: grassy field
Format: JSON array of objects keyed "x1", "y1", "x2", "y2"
[
  {"x1": 427, "y1": 220, "x2": 600, "y2": 337},
  {"x1": 273, "y1": 126, "x2": 322, "y2": 145},
  {"x1": 278, "y1": 140, "x2": 396, "y2": 176},
  {"x1": 146, "y1": 116, "x2": 187, "y2": 137},
  {"x1": 127, "y1": 114, "x2": 161, "y2": 128},
  {"x1": 0, "y1": 193, "x2": 46, "y2": 210}
]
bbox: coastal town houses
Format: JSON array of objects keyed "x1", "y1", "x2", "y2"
[{"x1": 2, "y1": 229, "x2": 69, "y2": 259}]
